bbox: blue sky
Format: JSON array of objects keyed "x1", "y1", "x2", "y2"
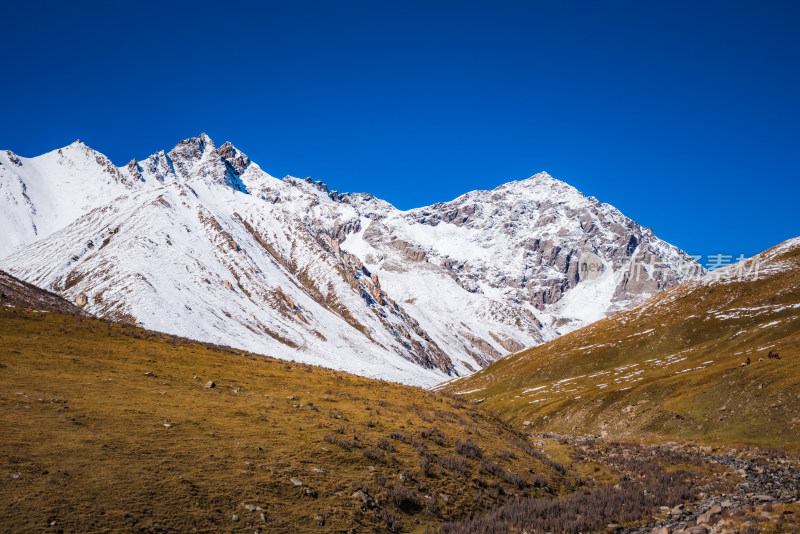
[{"x1": 1, "y1": 0, "x2": 797, "y2": 260}]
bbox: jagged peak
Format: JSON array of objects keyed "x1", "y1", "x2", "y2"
[
  {"x1": 216, "y1": 141, "x2": 238, "y2": 155},
  {"x1": 147, "y1": 149, "x2": 169, "y2": 160},
  {"x1": 520, "y1": 171, "x2": 574, "y2": 189},
  {"x1": 216, "y1": 141, "x2": 251, "y2": 175},
  {"x1": 528, "y1": 171, "x2": 554, "y2": 181},
  {"x1": 494, "y1": 170, "x2": 592, "y2": 204},
  {"x1": 169, "y1": 133, "x2": 217, "y2": 161},
  {"x1": 53, "y1": 139, "x2": 113, "y2": 166}
]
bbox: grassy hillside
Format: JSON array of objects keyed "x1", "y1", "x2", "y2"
[
  {"x1": 444, "y1": 238, "x2": 800, "y2": 449},
  {"x1": 0, "y1": 303, "x2": 617, "y2": 533}
]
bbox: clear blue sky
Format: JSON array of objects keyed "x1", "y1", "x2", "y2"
[{"x1": 2, "y1": 0, "x2": 797, "y2": 260}]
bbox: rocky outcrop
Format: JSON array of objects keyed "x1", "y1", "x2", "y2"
[{"x1": 0, "y1": 270, "x2": 89, "y2": 316}]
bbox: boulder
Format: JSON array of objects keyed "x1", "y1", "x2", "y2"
[
  {"x1": 352, "y1": 490, "x2": 377, "y2": 508},
  {"x1": 203, "y1": 380, "x2": 216, "y2": 389},
  {"x1": 670, "y1": 504, "x2": 685, "y2": 515},
  {"x1": 697, "y1": 505, "x2": 722, "y2": 525},
  {"x1": 74, "y1": 292, "x2": 88, "y2": 307}
]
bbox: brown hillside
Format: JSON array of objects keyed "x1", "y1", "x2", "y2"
[{"x1": 444, "y1": 238, "x2": 800, "y2": 449}]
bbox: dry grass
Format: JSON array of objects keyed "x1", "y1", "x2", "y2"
[
  {"x1": 719, "y1": 502, "x2": 800, "y2": 533},
  {"x1": 0, "y1": 307, "x2": 585, "y2": 533}
]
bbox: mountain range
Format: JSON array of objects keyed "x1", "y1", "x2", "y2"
[{"x1": 0, "y1": 134, "x2": 700, "y2": 385}]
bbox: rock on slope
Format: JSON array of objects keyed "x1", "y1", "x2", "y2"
[
  {"x1": 0, "y1": 134, "x2": 699, "y2": 385},
  {"x1": 0, "y1": 270, "x2": 89, "y2": 316},
  {"x1": 444, "y1": 237, "x2": 800, "y2": 447}
]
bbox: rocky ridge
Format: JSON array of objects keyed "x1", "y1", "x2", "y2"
[{"x1": 0, "y1": 134, "x2": 700, "y2": 385}]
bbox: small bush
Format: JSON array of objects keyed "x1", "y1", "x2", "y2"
[
  {"x1": 480, "y1": 457, "x2": 528, "y2": 489},
  {"x1": 389, "y1": 431, "x2": 412, "y2": 444},
  {"x1": 420, "y1": 456, "x2": 436, "y2": 477},
  {"x1": 455, "y1": 438, "x2": 482, "y2": 459},
  {"x1": 324, "y1": 434, "x2": 359, "y2": 450},
  {"x1": 377, "y1": 508, "x2": 398, "y2": 532},
  {"x1": 420, "y1": 427, "x2": 446, "y2": 446},
  {"x1": 386, "y1": 485, "x2": 421, "y2": 512},
  {"x1": 363, "y1": 447, "x2": 384, "y2": 462},
  {"x1": 495, "y1": 449, "x2": 516, "y2": 461},
  {"x1": 376, "y1": 438, "x2": 395, "y2": 452},
  {"x1": 438, "y1": 454, "x2": 470, "y2": 476}
]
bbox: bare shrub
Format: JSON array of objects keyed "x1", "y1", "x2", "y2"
[
  {"x1": 480, "y1": 457, "x2": 527, "y2": 489},
  {"x1": 377, "y1": 438, "x2": 395, "y2": 452},
  {"x1": 389, "y1": 431, "x2": 412, "y2": 443},
  {"x1": 420, "y1": 456, "x2": 436, "y2": 477},
  {"x1": 438, "y1": 454, "x2": 470, "y2": 476},
  {"x1": 512, "y1": 439, "x2": 568, "y2": 474},
  {"x1": 420, "y1": 427, "x2": 446, "y2": 446},
  {"x1": 495, "y1": 450, "x2": 516, "y2": 461},
  {"x1": 377, "y1": 508, "x2": 398, "y2": 532},
  {"x1": 455, "y1": 438, "x2": 482, "y2": 459},
  {"x1": 363, "y1": 447, "x2": 384, "y2": 462},
  {"x1": 386, "y1": 484, "x2": 421, "y2": 512},
  {"x1": 324, "y1": 434, "x2": 359, "y2": 450},
  {"x1": 438, "y1": 446, "x2": 699, "y2": 534}
]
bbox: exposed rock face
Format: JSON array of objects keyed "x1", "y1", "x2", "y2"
[
  {"x1": 338, "y1": 172, "x2": 700, "y2": 336},
  {"x1": 0, "y1": 134, "x2": 700, "y2": 386}
]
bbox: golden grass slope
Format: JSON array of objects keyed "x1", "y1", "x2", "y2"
[
  {"x1": 0, "y1": 306, "x2": 589, "y2": 533},
  {"x1": 444, "y1": 237, "x2": 800, "y2": 449}
]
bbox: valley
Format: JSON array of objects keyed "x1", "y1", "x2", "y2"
[
  {"x1": 1, "y1": 137, "x2": 798, "y2": 533},
  {"x1": 2, "y1": 266, "x2": 800, "y2": 533}
]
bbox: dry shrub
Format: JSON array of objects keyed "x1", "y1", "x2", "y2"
[
  {"x1": 420, "y1": 427, "x2": 446, "y2": 446},
  {"x1": 438, "y1": 454, "x2": 470, "y2": 476},
  {"x1": 455, "y1": 438, "x2": 482, "y2": 459}
]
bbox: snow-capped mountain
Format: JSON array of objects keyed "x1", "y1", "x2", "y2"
[{"x1": 0, "y1": 134, "x2": 701, "y2": 385}]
